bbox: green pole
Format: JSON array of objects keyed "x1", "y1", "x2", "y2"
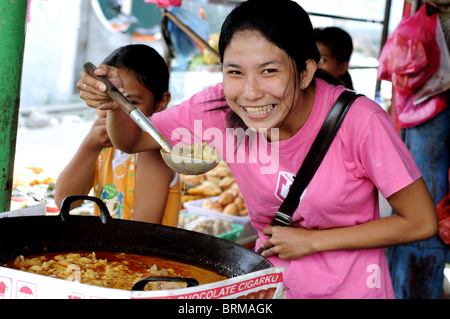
[{"x1": 0, "y1": 0, "x2": 28, "y2": 212}]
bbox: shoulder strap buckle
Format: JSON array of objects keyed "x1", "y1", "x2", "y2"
[{"x1": 272, "y1": 211, "x2": 293, "y2": 226}]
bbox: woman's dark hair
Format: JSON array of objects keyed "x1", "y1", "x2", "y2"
[
  {"x1": 219, "y1": 0, "x2": 320, "y2": 76},
  {"x1": 102, "y1": 44, "x2": 169, "y2": 101},
  {"x1": 213, "y1": 0, "x2": 331, "y2": 129}
]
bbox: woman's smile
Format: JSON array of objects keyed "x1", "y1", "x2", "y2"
[{"x1": 243, "y1": 104, "x2": 275, "y2": 117}]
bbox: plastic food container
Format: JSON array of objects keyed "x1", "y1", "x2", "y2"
[
  {"x1": 183, "y1": 196, "x2": 250, "y2": 226},
  {"x1": 218, "y1": 223, "x2": 244, "y2": 241},
  {"x1": 178, "y1": 213, "x2": 244, "y2": 242}
]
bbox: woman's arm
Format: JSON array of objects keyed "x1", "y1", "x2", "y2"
[
  {"x1": 132, "y1": 150, "x2": 175, "y2": 223},
  {"x1": 55, "y1": 116, "x2": 112, "y2": 209},
  {"x1": 261, "y1": 177, "x2": 438, "y2": 259}
]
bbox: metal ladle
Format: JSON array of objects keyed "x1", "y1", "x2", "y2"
[{"x1": 83, "y1": 62, "x2": 219, "y2": 175}]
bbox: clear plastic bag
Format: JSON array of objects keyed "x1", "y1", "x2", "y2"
[{"x1": 413, "y1": 16, "x2": 450, "y2": 104}]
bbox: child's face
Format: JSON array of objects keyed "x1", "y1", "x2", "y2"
[
  {"x1": 222, "y1": 30, "x2": 302, "y2": 135},
  {"x1": 316, "y1": 42, "x2": 348, "y2": 80},
  {"x1": 119, "y1": 67, "x2": 158, "y2": 116}
]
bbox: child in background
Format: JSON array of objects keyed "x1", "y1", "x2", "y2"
[
  {"x1": 314, "y1": 26, "x2": 354, "y2": 89},
  {"x1": 55, "y1": 44, "x2": 180, "y2": 226}
]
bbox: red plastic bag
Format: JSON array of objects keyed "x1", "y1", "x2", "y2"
[
  {"x1": 436, "y1": 170, "x2": 450, "y2": 245},
  {"x1": 378, "y1": 4, "x2": 440, "y2": 95},
  {"x1": 145, "y1": 0, "x2": 182, "y2": 7},
  {"x1": 437, "y1": 193, "x2": 450, "y2": 245},
  {"x1": 378, "y1": 3, "x2": 446, "y2": 128},
  {"x1": 394, "y1": 91, "x2": 447, "y2": 128}
]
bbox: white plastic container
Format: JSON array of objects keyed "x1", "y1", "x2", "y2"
[{"x1": 183, "y1": 196, "x2": 250, "y2": 226}]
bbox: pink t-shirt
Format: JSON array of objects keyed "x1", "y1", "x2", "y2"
[{"x1": 152, "y1": 78, "x2": 421, "y2": 298}]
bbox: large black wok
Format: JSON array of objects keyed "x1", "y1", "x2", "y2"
[{"x1": 0, "y1": 196, "x2": 271, "y2": 279}]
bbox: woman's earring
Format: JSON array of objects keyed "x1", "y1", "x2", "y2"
[{"x1": 302, "y1": 83, "x2": 305, "y2": 87}]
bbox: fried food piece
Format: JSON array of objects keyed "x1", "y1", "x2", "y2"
[
  {"x1": 223, "y1": 202, "x2": 239, "y2": 216},
  {"x1": 188, "y1": 181, "x2": 222, "y2": 197},
  {"x1": 217, "y1": 191, "x2": 235, "y2": 206}
]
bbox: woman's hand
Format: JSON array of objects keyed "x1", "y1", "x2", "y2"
[
  {"x1": 260, "y1": 226, "x2": 317, "y2": 259},
  {"x1": 77, "y1": 64, "x2": 123, "y2": 110},
  {"x1": 260, "y1": 178, "x2": 438, "y2": 261}
]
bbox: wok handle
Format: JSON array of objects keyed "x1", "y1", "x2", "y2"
[
  {"x1": 60, "y1": 195, "x2": 112, "y2": 224},
  {"x1": 131, "y1": 276, "x2": 199, "y2": 291},
  {"x1": 83, "y1": 62, "x2": 135, "y2": 115}
]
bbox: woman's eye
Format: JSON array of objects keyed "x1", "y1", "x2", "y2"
[
  {"x1": 263, "y1": 69, "x2": 276, "y2": 74},
  {"x1": 228, "y1": 70, "x2": 242, "y2": 75}
]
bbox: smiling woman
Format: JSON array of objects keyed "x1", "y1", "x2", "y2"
[{"x1": 221, "y1": 30, "x2": 316, "y2": 140}]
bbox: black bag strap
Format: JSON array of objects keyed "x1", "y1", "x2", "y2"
[{"x1": 271, "y1": 90, "x2": 362, "y2": 226}]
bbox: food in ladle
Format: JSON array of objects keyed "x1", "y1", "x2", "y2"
[{"x1": 171, "y1": 142, "x2": 218, "y2": 162}]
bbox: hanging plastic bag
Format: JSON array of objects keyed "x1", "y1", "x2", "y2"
[
  {"x1": 378, "y1": 4, "x2": 440, "y2": 95},
  {"x1": 394, "y1": 91, "x2": 447, "y2": 128},
  {"x1": 436, "y1": 170, "x2": 450, "y2": 245},
  {"x1": 378, "y1": 3, "x2": 446, "y2": 128},
  {"x1": 413, "y1": 16, "x2": 450, "y2": 104}
]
